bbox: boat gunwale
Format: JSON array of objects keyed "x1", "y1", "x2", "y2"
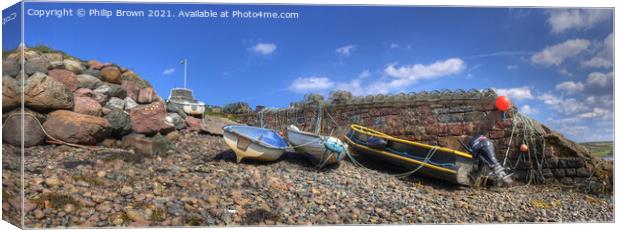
[
  {"x1": 286, "y1": 126, "x2": 322, "y2": 139},
  {"x1": 223, "y1": 125, "x2": 289, "y2": 150},
  {"x1": 343, "y1": 134, "x2": 458, "y2": 174},
  {"x1": 349, "y1": 124, "x2": 473, "y2": 159}
]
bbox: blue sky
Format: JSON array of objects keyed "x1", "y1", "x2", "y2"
[{"x1": 9, "y1": 2, "x2": 615, "y2": 142}]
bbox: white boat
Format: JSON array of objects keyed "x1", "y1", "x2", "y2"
[
  {"x1": 222, "y1": 125, "x2": 289, "y2": 162},
  {"x1": 286, "y1": 125, "x2": 348, "y2": 168},
  {"x1": 167, "y1": 88, "x2": 206, "y2": 116}
]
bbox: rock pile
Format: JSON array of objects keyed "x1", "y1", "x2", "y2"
[{"x1": 1, "y1": 46, "x2": 220, "y2": 148}]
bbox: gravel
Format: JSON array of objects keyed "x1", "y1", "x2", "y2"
[{"x1": 1, "y1": 131, "x2": 614, "y2": 227}]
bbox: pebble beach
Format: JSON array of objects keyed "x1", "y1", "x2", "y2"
[{"x1": 2, "y1": 131, "x2": 614, "y2": 228}]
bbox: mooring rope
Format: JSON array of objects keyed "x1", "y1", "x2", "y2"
[{"x1": 1, "y1": 112, "x2": 130, "y2": 153}]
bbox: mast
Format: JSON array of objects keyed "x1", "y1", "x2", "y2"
[{"x1": 182, "y1": 58, "x2": 188, "y2": 89}]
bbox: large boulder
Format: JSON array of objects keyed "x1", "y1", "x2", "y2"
[
  {"x1": 137, "y1": 87, "x2": 156, "y2": 104},
  {"x1": 94, "y1": 83, "x2": 127, "y2": 99},
  {"x1": 124, "y1": 97, "x2": 139, "y2": 110},
  {"x1": 104, "y1": 97, "x2": 125, "y2": 111},
  {"x1": 2, "y1": 75, "x2": 21, "y2": 110},
  {"x1": 24, "y1": 51, "x2": 49, "y2": 75},
  {"x1": 166, "y1": 102, "x2": 187, "y2": 119},
  {"x1": 42, "y1": 53, "x2": 63, "y2": 63},
  {"x1": 129, "y1": 101, "x2": 174, "y2": 135},
  {"x1": 100, "y1": 66, "x2": 122, "y2": 84},
  {"x1": 48, "y1": 69, "x2": 79, "y2": 91},
  {"x1": 87, "y1": 60, "x2": 104, "y2": 70},
  {"x1": 77, "y1": 74, "x2": 103, "y2": 89},
  {"x1": 24, "y1": 72, "x2": 74, "y2": 111},
  {"x1": 63, "y1": 59, "x2": 84, "y2": 74},
  {"x1": 122, "y1": 80, "x2": 140, "y2": 101},
  {"x1": 74, "y1": 88, "x2": 108, "y2": 105},
  {"x1": 166, "y1": 113, "x2": 186, "y2": 130},
  {"x1": 73, "y1": 96, "x2": 102, "y2": 116},
  {"x1": 121, "y1": 70, "x2": 151, "y2": 89},
  {"x1": 104, "y1": 109, "x2": 132, "y2": 138},
  {"x1": 42, "y1": 110, "x2": 111, "y2": 145},
  {"x1": 84, "y1": 69, "x2": 101, "y2": 79},
  {"x1": 2, "y1": 109, "x2": 46, "y2": 147},
  {"x1": 2, "y1": 52, "x2": 21, "y2": 76}
]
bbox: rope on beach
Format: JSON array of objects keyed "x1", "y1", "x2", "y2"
[{"x1": 2, "y1": 112, "x2": 131, "y2": 153}]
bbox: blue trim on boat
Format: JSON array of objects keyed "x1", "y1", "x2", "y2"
[
  {"x1": 223, "y1": 125, "x2": 289, "y2": 149},
  {"x1": 347, "y1": 132, "x2": 457, "y2": 168}
]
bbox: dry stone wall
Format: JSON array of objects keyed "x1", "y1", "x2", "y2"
[
  {"x1": 237, "y1": 90, "x2": 611, "y2": 186},
  {"x1": 1, "y1": 46, "x2": 204, "y2": 150}
]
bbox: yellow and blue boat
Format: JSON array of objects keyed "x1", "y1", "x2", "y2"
[{"x1": 344, "y1": 124, "x2": 475, "y2": 185}]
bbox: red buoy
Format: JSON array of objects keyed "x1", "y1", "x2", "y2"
[
  {"x1": 520, "y1": 143, "x2": 529, "y2": 152},
  {"x1": 495, "y1": 96, "x2": 511, "y2": 111}
]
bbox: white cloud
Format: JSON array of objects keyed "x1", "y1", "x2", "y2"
[
  {"x1": 586, "y1": 71, "x2": 613, "y2": 88},
  {"x1": 547, "y1": 9, "x2": 611, "y2": 33},
  {"x1": 357, "y1": 70, "x2": 371, "y2": 79},
  {"x1": 295, "y1": 58, "x2": 466, "y2": 96},
  {"x1": 249, "y1": 43, "x2": 277, "y2": 55},
  {"x1": 288, "y1": 77, "x2": 334, "y2": 93},
  {"x1": 506, "y1": 65, "x2": 518, "y2": 70},
  {"x1": 555, "y1": 81, "x2": 584, "y2": 93},
  {"x1": 384, "y1": 58, "x2": 465, "y2": 80},
  {"x1": 520, "y1": 104, "x2": 538, "y2": 114},
  {"x1": 493, "y1": 87, "x2": 534, "y2": 100},
  {"x1": 390, "y1": 43, "x2": 400, "y2": 48},
  {"x1": 336, "y1": 45, "x2": 356, "y2": 57},
  {"x1": 531, "y1": 39, "x2": 590, "y2": 66},
  {"x1": 537, "y1": 93, "x2": 588, "y2": 115},
  {"x1": 577, "y1": 107, "x2": 612, "y2": 120},
  {"x1": 582, "y1": 33, "x2": 613, "y2": 69},
  {"x1": 162, "y1": 68, "x2": 175, "y2": 75}
]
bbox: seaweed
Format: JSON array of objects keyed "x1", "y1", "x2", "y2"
[
  {"x1": 243, "y1": 208, "x2": 280, "y2": 225},
  {"x1": 31, "y1": 193, "x2": 81, "y2": 210},
  {"x1": 72, "y1": 174, "x2": 104, "y2": 186}
]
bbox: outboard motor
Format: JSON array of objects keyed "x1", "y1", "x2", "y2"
[{"x1": 467, "y1": 135, "x2": 513, "y2": 185}]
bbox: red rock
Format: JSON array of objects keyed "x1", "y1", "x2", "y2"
[
  {"x1": 48, "y1": 69, "x2": 79, "y2": 91},
  {"x1": 87, "y1": 60, "x2": 104, "y2": 70},
  {"x1": 137, "y1": 87, "x2": 156, "y2": 104},
  {"x1": 24, "y1": 72, "x2": 74, "y2": 110},
  {"x1": 100, "y1": 66, "x2": 122, "y2": 84},
  {"x1": 74, "y1": 88, "x2": 109, "y2": 106},
  {"x1": 122, "y1": 80, "x2": 140, "y2": 101},
  {"x1": 185, "y1": 116, "x2": 203, "y2": 132},
  {"x1": 73, "y1": 96, "x2": 102, "y2": 116},
  {"x1": 42, "y1": 110, "x2": 111, "y2": 145},
  {"x1": 129, "y1": 101, "x2": 174, "y2": 134}
]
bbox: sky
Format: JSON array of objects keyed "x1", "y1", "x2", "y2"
[{"x1": 4, "y1": 2, "x2": 614, "y2": 142}]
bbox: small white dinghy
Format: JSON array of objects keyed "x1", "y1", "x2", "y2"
[
  {"x1": 285, "y1": 125, "x2": 348, "y2": 168},
  {"x1": 222, "y1": 125, "x2": 289, "y2": 162}
]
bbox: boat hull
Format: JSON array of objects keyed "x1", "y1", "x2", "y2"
[
  {"x1": 222, "y1": 125, "x2": 288, "y2": 162},
  {"x1": 345, "y1": 125, "x2": 474, "y2": 186},
  {"x1": 286, "y1": 127, "x2": 346, "y2": 166}
]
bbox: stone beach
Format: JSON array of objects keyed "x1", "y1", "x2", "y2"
[{"x1": 1, "y1": 131, "x2": 613, "y2": 227}]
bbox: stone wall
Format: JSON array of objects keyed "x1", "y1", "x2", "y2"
[{"x1": 236, "y1": 90, "x2": 612, "y2": 186}]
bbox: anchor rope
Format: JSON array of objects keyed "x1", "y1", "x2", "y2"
[{"x1": 2, "y1": 112, "x2": 130, "y2": 152}]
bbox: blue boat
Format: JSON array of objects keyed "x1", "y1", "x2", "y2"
[{"x1": 222, "y1": 125, "x2": 289, "y2": 162}]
